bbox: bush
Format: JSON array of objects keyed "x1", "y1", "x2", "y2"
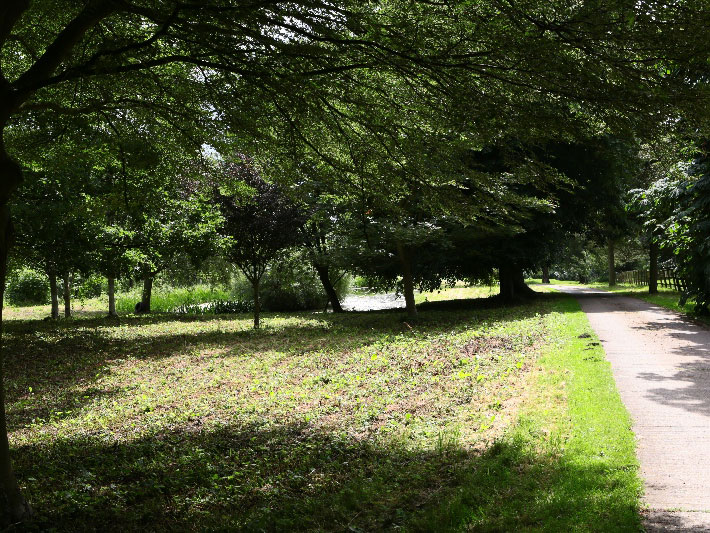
[
  {"x1": 258, "y1": 254, "x2": 328, "y2": 311},
  {"x1": 6, "y1": 268, "x2": 49, "y2": 306}
]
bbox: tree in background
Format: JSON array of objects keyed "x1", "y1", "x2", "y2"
[{"x1": 215, "y1": 158, "x2": 305, "y2": 328}]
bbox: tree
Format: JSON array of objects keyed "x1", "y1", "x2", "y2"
[
  {"x1": 642, "y1": 143, "x2": 710, "y2": 311},
  {"x1": 215, "y1": 158, "x2": 304, "y2": 328},
  {"x1": 628, "y1": 138, "x2": 693, "y2": 296},
  {"x1": 13, "y1": 171, "x2": 97, "y2": 318},
  {"x1": 301, "y1": 215, "x2": 348, "y2": 314}
]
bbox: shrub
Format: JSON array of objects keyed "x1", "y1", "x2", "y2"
[
  {"x1": 6, "y1": 268, "x2": 49, "y2": 306},
  {"x1": 259, "y1": 255, "x2": 328, "y2": 311}
]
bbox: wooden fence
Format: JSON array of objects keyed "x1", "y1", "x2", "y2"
[{"x1": 617, "y1": 269, "x2": 686, "y2": 291}]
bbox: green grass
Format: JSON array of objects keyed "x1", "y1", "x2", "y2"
[
  {"x1": 526, "y1": 278, "x2": 581, "y2": 286},
  {"x1": 415, "y1": 294, "x2": 642, "y2": 531},
  {"x1": 2, "y1": 290, "x2": 643, "y2": 531},
  {"x1": 115, "y1": 285, "x2": 234, "y2": 314},
  {"x1": 415, "y1": 284, "x2": 498, "y2": 303},
  {"x1": 2, "y1": 285, "x2": 236, "y2": 321}
]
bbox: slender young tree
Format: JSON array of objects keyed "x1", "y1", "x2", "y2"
[{"x1": 215, "y1": 158, "x2": 304, "y2": 328}]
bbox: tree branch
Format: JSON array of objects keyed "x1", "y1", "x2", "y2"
[
  {"x1": 0, "y1": 0, "x2": 30, "y2": 50},
  {"x1": 12, "y1": 0, "x2": 120, "y2": 101}
]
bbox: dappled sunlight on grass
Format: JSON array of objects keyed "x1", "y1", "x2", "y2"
[
  {"x1": 2, "y1": 293, "x2": 642, "y2": 530},
  {"x1": 5, "y1": 298, "x2": 551, "y2": 529}
]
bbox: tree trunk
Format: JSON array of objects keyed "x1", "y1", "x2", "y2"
[
  {"x1": 48, "y1": 269, "x2": 59, "y2": 319},
  {"x1": 0, "y1": 154, "x2": 32, "y2": 523},
  {"x1": 649, "y1": 239, "x2": 659, "y2": 295},
  {"x1": 314, "y1": 263, "x2": 344, "y2": 313},
  {"x1": 62, "y1": 271, "x2": 71, "y2": 318},
  {"x1": 607, "y1": 239, "x2": 616, "y2": 286},
  {"x1": 499, "y1": 264, "x2": 514, "y2": 301},
  {"x1": 396, "y1": 242, "x2": 417, "y2": 319},
  {"x1": 141, "y1": 274, "x2": 152, "y2": 314},
  {"x1": 513, "y1": 267, "x2": 536, "y2": 297},
  {"x1": 253, "y1": 278, "x2": 260, "y2": 329},
  {"x1": 499, "y1": 264, "x2": 534, "y2": 301},
  {"x1": 108, "y1": 275, "x2": 117, "y2": 317},
  {"x1": 541, "y1": 264, "x2": 550, "y2": 284}
]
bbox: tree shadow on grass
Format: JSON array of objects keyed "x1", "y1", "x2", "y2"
[
  {"x1": 3, "y1": 292, "x2": 633, "y2": 531},
  {"x1": 12, "y1": 419, "x2": 640, "y2": 532}
]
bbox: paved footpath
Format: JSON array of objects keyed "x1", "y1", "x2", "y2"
[{"x1": 555, "y1": 286, "x2": 710, "y2": 532}]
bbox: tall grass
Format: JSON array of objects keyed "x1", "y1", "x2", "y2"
[{"x1": 115, "y1": 285, "x2": 234, "y2": 313}]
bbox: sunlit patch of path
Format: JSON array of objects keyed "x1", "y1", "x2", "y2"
[{"x1": 555, "y1": 285, "x2": 710, "y2": 532}]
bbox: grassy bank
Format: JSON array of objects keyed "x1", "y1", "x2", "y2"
[
  {"x1": 3, "y1": 291, "x2": 642, "y2": 531},
  {"x1": 417, "y1": 294, "x2": 642, "y2": 531},
  {"x1": 2, "y1": 284, "x2": 235, "y2": 321}
]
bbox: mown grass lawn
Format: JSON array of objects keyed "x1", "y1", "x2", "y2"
[{"x1": 3, "y1": 289, "x2": 642, "y2": 531}]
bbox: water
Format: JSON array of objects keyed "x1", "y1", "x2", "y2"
[{"x1": 341, "y1": 292, "x2": 405, "y2": 311}]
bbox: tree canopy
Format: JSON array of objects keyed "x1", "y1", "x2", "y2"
[{"x1": 2, "y1": 0, "x2": 710, "y2": 525}]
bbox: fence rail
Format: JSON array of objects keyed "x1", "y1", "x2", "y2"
[{"x1": 617, "y1": 269, "x2": 686, "y2": 291}]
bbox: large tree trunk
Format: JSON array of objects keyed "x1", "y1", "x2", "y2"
[
  {"x1": 48, "y1": 268, "x2": 59, "y2": 319},
  {"x1": 314, "y1": 263, "x2": 344, "y2": 313},
  {"x1": 107, "y1": 275, "x2": 117, "y2": 317},
  {"x1": 541, "y1": 264, "x2": 550, "y2": 284},
  {"x1": 499, "y1": 264, "x2": 515, "y2": 301},
  {"x1": 141, "y1": 274, "x2": 152, "y2": 314},
  {"x1": 0, "y1": 155, "x2": 32, "y2": 524},
  {"x1": 513, "y1": 268, "x2": 536, "y2": 297},
  {"x1": 607, "y1": 239, "x2": 616, "y2": 286},
  {"x1": 253, "y1": 278, "x2": 260, "y2": 329},
  {"x1": 649, "y1": 239, "x2": 659, "y2": 295},
  {"x1": 62, "y1": 271, "x2": 72, "y2": 318},
  {"x1": 396, "y1": 242, "x2": 417, "y2": 319},
  {"x1": 499, "y1": 264, "x2": 535, "y2": 301}
]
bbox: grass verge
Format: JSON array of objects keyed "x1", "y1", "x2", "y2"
[
  {"x1": 584, "y1": 282, "x2": 709, "y2": 324},
  {"x1": 414, "y1": 294, "x2": 643, "y2": 531}
]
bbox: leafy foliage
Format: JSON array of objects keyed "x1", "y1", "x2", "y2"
[
  {"x1": 6, "y1": 268, "x2": 49, "y2": 306},
  {"x1": 664, "y1": 153, "x2": 710, "y2": 311},
  {"x1": 216, "y1": 159, "x2": 305, "y2": 283},
  {"x1": 215, "y1": 158, "x2": 305, "y2": 326}
]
